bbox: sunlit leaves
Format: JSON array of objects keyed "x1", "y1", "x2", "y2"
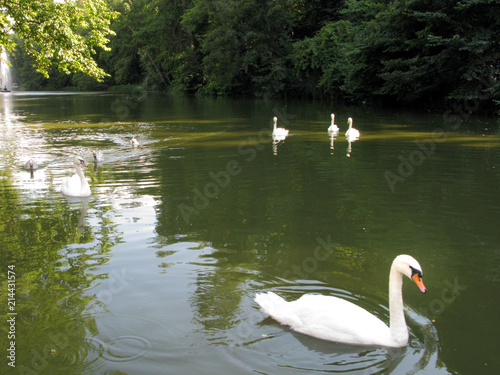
[{"x1": 0, "y1": 0, "x2": 118, "y2": 81}]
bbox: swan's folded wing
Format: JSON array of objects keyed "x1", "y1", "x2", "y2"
[{"x1": 288, "y1": 295, "x2": 391, "y2": 345}]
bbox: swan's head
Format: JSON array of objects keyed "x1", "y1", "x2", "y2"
[
  {"x1": 25, "y1": 159, "x2": 37, "y2": 170},
  {"x1": 348, "y1": 117, "x2": 353, "y2": 126},
  {"x1": 73, "y1": 156, "x2": 88, "y2": 168},
  {"x1": 273, "y1": 117, "x2": 278, "y2": 123},
  {"x1": 331, "y1": 113, "x2": 335, "y2": 120},
  {"x1": 393, "y1": 255, "x2": 426, "y2": 293}
]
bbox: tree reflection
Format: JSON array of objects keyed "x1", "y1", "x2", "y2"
[{"x1": 0, "y1": 172, "x2": 122, "y2": 373}]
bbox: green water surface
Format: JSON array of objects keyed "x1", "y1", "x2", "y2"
[{"x1": 0, "y1": 92, "x2": 499, "y2": 374}]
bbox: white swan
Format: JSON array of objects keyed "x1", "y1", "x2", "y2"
[
  {"x1": 61, "y1": 156, "x2": 91, "y2": 197},
  {"x1": 131, "y1": 137, "x2": 139, "y2": 147},
  {"x1": 255, "y1": 254, "x2": 427, "y2": 348},
  {"x1": 328, "y1": 113, "x2": 339, "y2": 133},
  {"x1": 345, "y1": 117, "x2": 360, "y2": 140},
  {"x1": 93, "y1": 150, "x2": 103, "y2": 163},
  {"x1": 272, "y1": 117, "x2": 289, "y2": 138},
  {"x1": 24, "y1": 159, "x2": 39, "y2": 170}
]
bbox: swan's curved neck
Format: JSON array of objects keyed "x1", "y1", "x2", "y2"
[
  {"x1": 273, "y1": 121, "x2": 277, "y2": 130},
  {"x1": 388, "y1": 263, "x2": 408, "y2": 345},
  {"x1": 75, "y1": 164, "x2": 86, "y2": 186}
]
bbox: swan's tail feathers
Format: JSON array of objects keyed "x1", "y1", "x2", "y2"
[{"x1": 255, "y1": 292, "x2": 287, "y2": 315}]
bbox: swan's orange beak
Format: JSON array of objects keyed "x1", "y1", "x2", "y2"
[
  {"x1": 80, "y1": 160, "x2": 88, "y2": 168},
  {"x1": 412, "y1": 273, "x2": 427, "y2": 293}
]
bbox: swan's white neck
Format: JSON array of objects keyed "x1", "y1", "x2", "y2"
[
  {"x1": 388, "y1": 262, "x2": 408, "y2": 346},
  {"x1": 75, "y1": 164, "x2": 86, "y2": 186},
  {"x1": 273, "y1": 120, "x2": 277, "y2": 131}
]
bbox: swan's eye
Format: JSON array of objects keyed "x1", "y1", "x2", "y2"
[{"x1": 410, "y1": 266, "x2": 422, "y2": 281}]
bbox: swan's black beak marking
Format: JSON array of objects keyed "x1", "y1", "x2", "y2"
[
  {"x1": 79, "y1": 159, "x2": 88, "y2": 168},
  {"x1": 410, "y1": 266, "x2": 427, "y2": 293}
]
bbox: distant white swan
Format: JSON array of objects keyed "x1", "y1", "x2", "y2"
[
  {"x1": 24, "y1": 159, "x2": 39, "y2": 170},
  {"x1": 345, "y1": 117, "x2": 360, "y2": 140},
  {"x1": 328, "y1": 113, "x2": 339, "y2": 133},
  {"x1": 255, "y1": 254, "x2": 427, "y2": 348},
  {"x1": 131, "y1": 137, "x2": 139, "y2": 147},
  {"x1": 61, "y1": 156, "x2": 91, "y2": 197},
  {"x1": 93, "y1": 150, "x2": 103, "y2": 163},
  {"x1": 272, "y1": 117, "x2": 289, "y2": 138}
]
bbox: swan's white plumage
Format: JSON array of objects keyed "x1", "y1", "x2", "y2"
[
  {"x1": 131, "y1": 137, "x2": 139, "y2": 147},
  {"x1": 345, "y1": 117, "x2": 360, "y2": 140},
  {"x1": 255, "y1": 255, "x2": 426, "y2": 347},
  {"x1": 272, "y1": 117, "x2": 289, "y2": 137},
  {"x1": 61, "y1": 156, "x2": 91, "y2": 197},
  {"x1": 24, "y1": 159, "x2": 39, "y2": 170},
  {"x1": 328, "y1": 113, "x2": 339, "y2": 133}
]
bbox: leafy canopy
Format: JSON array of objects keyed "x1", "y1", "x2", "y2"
[{"x1": 0, "y1": 0, "x2": 118, "y2": 81}]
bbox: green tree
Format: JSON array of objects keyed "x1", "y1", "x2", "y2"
[
  {"x1": 341, "y1": 0, "x2": 500, "y2": 108},
  {"x1": 0, "y1": 0, "x2": 117, "y2": 81},
  {"x1": 98, "y1": 0, "x2": 148, "y2": 86},
  {"x1": 286, "y1": 0, "x2": 345, "y2": 40},
  {"x1": 183, "y1": 0, "x2": 295, "y2": 97},
  {"x1": 293, "y1": 20, "x2": 352, "y2": 99}
]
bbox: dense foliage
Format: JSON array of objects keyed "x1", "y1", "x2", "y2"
[
  {"x1": 1, "y1": 0, "x2": 117, "y2": 81},
  {"x1": 6, "y1": 0, "x2": 500, "y2": 111}
]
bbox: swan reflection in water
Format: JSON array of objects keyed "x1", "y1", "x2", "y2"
[
  {"x1": 272, "y1": 133, "x2": 288, "y2": 155},
  {"x1": 346, "y1": 138, "x2": 357, "y2": 157},
  {"x1": 329, "y1": 131, "x2": 338, "y2": 154},
  {"x1": 64, "y1": 196, "x2": 91, "y2": 234}
]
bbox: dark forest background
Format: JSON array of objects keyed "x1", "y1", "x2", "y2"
[{"x1": 9, "y1": 0, "x2": 500, "y2": 113}]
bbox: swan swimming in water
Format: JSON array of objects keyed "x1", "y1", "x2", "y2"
[
  {"x1": 345, "y1": 117, "x2": 360, "y2": 140},
  {"x1": 24, "y1": 159, "x2": 39, "y2": 171},
  {"x1": 131, "y1": 137, "x2": 139, "y2": 147},
  {"x1": 272, "y1": 117, "x2": 289, "y2": 138},
  {"x1": 255, "y1": 254, "x2": 427, "y2": 348},
  {"x1": 61, "y1": 156, "x2": 91, "y2": 197},
  {"x1": 328, "y1": 113, "x2": 339, "y2": 133}
]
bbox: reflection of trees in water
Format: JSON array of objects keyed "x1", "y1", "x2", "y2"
[
  {"x1": 151, "y1": 144, "x2": 380, "y2": 330},
  {"x1": 0, "y1": 178, "x2": 122, "y2": 373}
]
